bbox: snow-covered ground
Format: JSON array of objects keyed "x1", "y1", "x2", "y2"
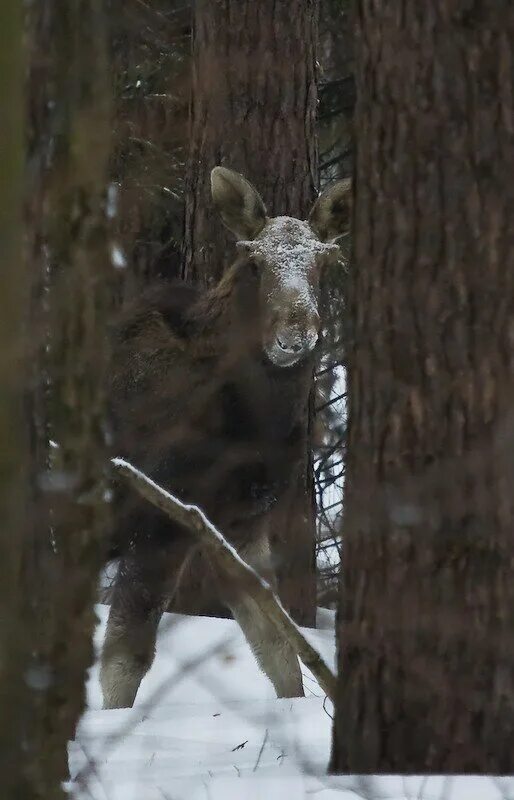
[{"x1": 68, "y1": 605, "x2": 514, "y2": 800}]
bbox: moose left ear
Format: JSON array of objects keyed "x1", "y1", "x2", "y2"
[{"x1": 309, "y1": 178, "x2": 352, "y2": 242}]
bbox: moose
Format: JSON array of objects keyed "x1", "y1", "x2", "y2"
[{"x1": 101, "y1": 167, "x2": 351, "y2": 708}]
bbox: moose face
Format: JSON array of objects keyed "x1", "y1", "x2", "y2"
[{"x1": 211, "y1": 166, "x2": 352, "y2": 368}]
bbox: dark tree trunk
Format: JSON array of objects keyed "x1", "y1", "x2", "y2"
[
  {"x1": 0, "y1": 2, "x2": 30, "y2": 796},
  {"x1": 23, "y1": 2, "x2": 113, "y2": 795},
  {"x1": 108, "y1": 0, "x2": 191, "y2": 293},
  {"x1": 183, "y1": 0, "x2": 319, "y2": 286},
  {"x1": 332, "y1": 2, "x2": 514, "y2": 773},
  {"x1": 318, "y1": 0, "x2": 354, "y2": 185},
  {"x1": 182, "y1": 0, "x2": 319, "y2": 626}
]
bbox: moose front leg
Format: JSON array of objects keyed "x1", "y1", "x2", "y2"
[
  {"x1": 100, "y1": 539, "x2": 177, "y2": 709},
  {"x1": 229, "y1": 595, "x2": 305, "y2": 698},
  {"x1": 223, "y1": 533, "x2": 304, "y2": 698},
  {"x1": 101, "y1": 591, "x2": 161, "y2": 709}
]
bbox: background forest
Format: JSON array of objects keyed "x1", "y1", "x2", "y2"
[{"x1": 2, "y1": 0, "x2": 514, "y2": 797}]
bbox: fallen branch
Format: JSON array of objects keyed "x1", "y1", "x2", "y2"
[{"x1": 112, "y1": 457, "x2": 336, "y2": 701}]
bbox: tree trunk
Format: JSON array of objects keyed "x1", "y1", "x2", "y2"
[
  {"x1": 23, "y1": 2, "x2": 112, "y2": 795},
  {"x1": 108, "y1": 0, "x2": 191, "y2": 293},
  {"x1": 182, "y1": 0, "x2": 319, "y2": 626},
  {"x1": 332, "y1": 2, "x2": 514, "y2": 773},
  {"x1": 183, "y1": 0, "x2": 319, "y2": 286},
  {"x1": 0, "y1": 2, "x2": 30, "y2": 796}
]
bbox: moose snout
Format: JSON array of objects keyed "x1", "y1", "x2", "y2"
[
  {"x1": 276, "y1": 333, "x2": 303, "y2": 355},
  {"x1": 275, "y1": 329, "x2": 318, "y2": 355},
  {"x1": 271, "y1": 323, "x2": 319, "y2": 366},
  {"x1": 265, "y1": 296, "x2": 320, "y2": 367}
]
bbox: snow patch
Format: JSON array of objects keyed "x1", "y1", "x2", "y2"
[
  {"x1": 241, "y1": 216, "x2": 337, "y2": 312},
  {"x1": 110, "y1": 242, "x2": 127, "y2": 269},
  {"x1": 69, "y1": 607, "x2": 514, "y2": 800}
]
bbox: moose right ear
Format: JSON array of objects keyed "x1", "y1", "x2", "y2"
[{"x1": 211, "y1": 166, "x2": 267, "y2": 240}]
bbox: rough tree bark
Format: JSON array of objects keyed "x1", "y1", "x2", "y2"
[
  {"x1": 24, "y1": 2, "x2": 112, "y2": 795},
  {"x1": 183, "y1": 0, "x2": 319, "y2": 286},
  {"x1": 182, "y1": 0, "x2": 319, "y2": 626},
  {"x1": 0, "y1": 2, "x2": 30, "y2": 796},
  {"x1": 332, "y1": 2, "x2": 514, "y2": 773}
]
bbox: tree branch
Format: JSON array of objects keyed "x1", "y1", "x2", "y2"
[{"x1": 112, "y1": 457, "x2": 336, "y2": 701}]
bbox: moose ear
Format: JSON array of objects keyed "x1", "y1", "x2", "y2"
[
  {"x1": 309, "y1": 178, "x2": 352, "y2": 242},
  {"x1": 211, "y1": 166, "x2": 267, "y2": 240}
]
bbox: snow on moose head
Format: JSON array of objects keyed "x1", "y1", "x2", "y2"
[{"x1": 211, "y1": 166, "x2": 351, "y2": 368}]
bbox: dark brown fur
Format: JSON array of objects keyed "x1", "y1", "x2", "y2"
[{"x1": 110, "y1": 260, "x2": 312, "y2": 552}]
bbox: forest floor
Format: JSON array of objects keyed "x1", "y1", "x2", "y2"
[{"x1": 68, "y1": 605, "x2": 513, "y2": 800}]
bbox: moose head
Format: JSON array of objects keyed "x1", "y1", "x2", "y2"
[{"x1": 211, "y1": 166, "x2": 351, "y2": 368}]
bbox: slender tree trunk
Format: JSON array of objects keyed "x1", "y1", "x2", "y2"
[
  {"x1": 24, "y1": 2, "x2": 112, "y2": 795},
  {"x1": 182, "y1": 0, "x2": 319, "y2": 625},
  {"x1": 0, "y1": 2, "x2": 30, "y2": 796},
  {"x1": 332, "y1": 2, "x2": 514, "y2": 773}
]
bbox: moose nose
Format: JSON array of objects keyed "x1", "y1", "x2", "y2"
[{"x1": 276, "y1": 334, "x2": 303, "y2": 354}]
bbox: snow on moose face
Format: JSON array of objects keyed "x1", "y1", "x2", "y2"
[
  {"x1": 238, "y1": 217, "x2": 334, "y2": 368},
  {"x1": 211, "y1": 166, "x2": 352, "y2": 368}
]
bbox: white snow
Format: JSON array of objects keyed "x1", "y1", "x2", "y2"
[
  {"x1": 242, "y1": 216, "x2": 337, "y2": 313},
  {"x1": 68, "y1": 606, "x2": 514, "y2": 800},
  {"x1": 110, "y1": 242, "x2": 127, "y2": 269},
  {"x1": 69, "y1": 605, "x2": 336, "y2": 800},
  {"x1": 106, "y1": 183, "x2": 119, "y2": 219}
]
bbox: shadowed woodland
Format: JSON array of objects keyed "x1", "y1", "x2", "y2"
[{"x1": 1, "y1": 0, "x2": 514, "y2": 797}]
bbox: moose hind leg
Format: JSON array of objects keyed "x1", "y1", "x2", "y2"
[
  {"x1": 225, "y1": 534, "x2": 304, "y2": 698},
  {"x1": 101, "y1": 605, "x2": 160, "y2": 709},
  {"x1": 100, "y1": 547, "x2": 169, "y2": 709},
  {"x1": 229, "y1": 596, "x2": 304, "y2": 698}
]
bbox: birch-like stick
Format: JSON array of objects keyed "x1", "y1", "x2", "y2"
[{"x1": 112, "y1": 457, "x2": 336, "y2": 701}]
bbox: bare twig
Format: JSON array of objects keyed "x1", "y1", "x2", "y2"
[
  {"x1": 315, "y1": 391, "x2": 347, "y2": 415},
  {"x1": 112, "y1": 457, "x2": 337, "y2": 701},
  {"x1": 253, "y1": 729, "x2": 269, "y2": 771}
]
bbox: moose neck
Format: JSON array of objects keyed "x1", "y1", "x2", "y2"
[
  {"x1": 191, "y1": 257, "x2": 262, "y2": 364},
  {"x1": 190, "y1": 257, "x2": 314, "y2": 442}
]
